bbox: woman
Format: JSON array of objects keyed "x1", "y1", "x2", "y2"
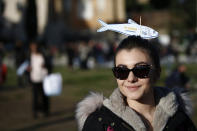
[
  {"x1": 76, "y1": 36, "x2": 196, "y2": 131},
  {"x1": 29, "y1": 41, "x2": 50, "y2": 118}
]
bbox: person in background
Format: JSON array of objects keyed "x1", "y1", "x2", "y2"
[
  {"x1": 76, "y1": 36, "x2": 196, "y2": 131},
  {"x1": 0, "y1": 42, "x2": 7, "y2": 86},
  {"x1": 29, "y1": 41, "x2": 49, "y2": 118},
  {"x1": 165, "y1": 64, "x2": 190, "y2": 90},
  {"x1": 0, "y1": 58, "x2": 7, "y2": 86},
  {"x1": 15, "y1": 40, "x2": 28, "y2": 87}
]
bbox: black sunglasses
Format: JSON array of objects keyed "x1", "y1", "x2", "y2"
[{"x1": 112, "y1": 64, "x2": 151, "y2": 80}]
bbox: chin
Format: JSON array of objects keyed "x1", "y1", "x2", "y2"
[
  {"x1": 126, "y1": 93, "x2": 143, "y2": 101},
  {"x1": 121, "y1": 88, "x2": 143, "y2": 101}
]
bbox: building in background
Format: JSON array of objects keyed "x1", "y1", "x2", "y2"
[
  {"x1": 1, "y1": 0, "x2": 126, "y2": 43},
  {"x1": 61, "y1": 0, "x2": 126, "y2": 30}
]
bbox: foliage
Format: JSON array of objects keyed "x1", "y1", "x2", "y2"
[
  {"x1": 150, "y1": 0, "x2": 171, "y2": 9},
  {"x1": 125, "y1": 0, "x2": 196, "y2": 32}
]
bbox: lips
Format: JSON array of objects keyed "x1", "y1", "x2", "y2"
[{"x1": 126, "y1": 85, "x2": 140, "y2": 91}]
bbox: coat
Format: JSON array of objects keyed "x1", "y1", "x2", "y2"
[{"x1": 75, "y1": 87, "x2": 197, "y2": 131}]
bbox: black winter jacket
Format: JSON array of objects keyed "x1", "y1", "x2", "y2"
[
  {"x1": 76, "y1": 87, "x2": 197, "y2": 131},
  {"x1": 83, "y1": 106, "x2": 196, "y2": 131}
]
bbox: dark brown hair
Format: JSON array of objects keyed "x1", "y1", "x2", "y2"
[{"x1": 114, "y1": 36, "x2": 161, "y2": 83}]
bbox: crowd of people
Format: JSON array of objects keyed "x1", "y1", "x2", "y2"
[
  {"x1": 0, "y1": 33, "x2": 196, "y2": 88},
  {"x1": 0, "y1": 32, "x2": 196, "y2": 121}
]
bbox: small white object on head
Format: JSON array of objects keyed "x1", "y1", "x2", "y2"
[{"x1": 97, "y1": 19, "x2": 159, "y2": 39}]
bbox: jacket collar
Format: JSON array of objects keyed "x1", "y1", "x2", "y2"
[
  {"x1": 75, "y1": 92, "x2": 104, "y2": 131},
  {"x1": 103, "y1": 88, "x2": 146, "y2": 130},
  {"x1": 76, "y1": 87, "x2": 192, "y2": 131},
  {"x1": 103, "y1": 87, "x2": 178, "y2": 131}
]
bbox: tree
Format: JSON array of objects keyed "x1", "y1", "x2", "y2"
[{"x1": 150, "y1": 0, "x2": 171, "y2": 9}]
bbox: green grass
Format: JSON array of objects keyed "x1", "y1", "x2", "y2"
[
  {"x1": 54, "y1": 67, "x2": 117, "y2": 100},
  {"x1": 2, "y1": 67, "x2": 17, "y2": 87},
  {"x1": 1, "y1": 64, "x2": 197, "y2": 129},
  {"x1": 55, "y1": 64, "x2": 197, "y2": 126}
]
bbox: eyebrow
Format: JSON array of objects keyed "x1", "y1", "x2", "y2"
[
  {"x1": 116, "y1": 62, "x2": 150, "y2": 67},
  {"x1": 135, "y1": 62, "x2": 150, "y2": 66},
  {"x1": 116, "y1": 64, "x2": 127, "y2": 67}
]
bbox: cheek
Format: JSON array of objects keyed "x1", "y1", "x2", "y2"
[
  {"x1": 141, "y1": 78, "x2": 150, "y2": 84},
  {"x1": 116, "y1": 79, "x2": 124, "y2": 87},
  {"x1": 140, "y1": 78, "x2": 152, "y2": 89}
]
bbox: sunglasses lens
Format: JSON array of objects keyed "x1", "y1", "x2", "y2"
[
  {"x1": 112, "y1": 65, "x2": 151, "y2": 80},
  {"x1": 112, "y1": 67, "x2": 130, "y2": 80},
  {"x1": 132, "y1": 65, "x2": 150, "y2": 78}
]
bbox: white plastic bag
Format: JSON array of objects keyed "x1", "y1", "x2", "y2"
[{"x1": 43, "y1": 73, "x2": 62, "y2": 96}]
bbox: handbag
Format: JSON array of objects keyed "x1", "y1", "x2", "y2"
[{"x1": 43, "y1": 73, "x2": 62, "y2": 96}]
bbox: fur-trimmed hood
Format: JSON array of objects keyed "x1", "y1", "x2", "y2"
[
  {"x1": 75, "y1": 92, "x2": 104, "y2": 131},
  {"x1": 75, "y1": 87, "x2": 193, "y2": 131}
]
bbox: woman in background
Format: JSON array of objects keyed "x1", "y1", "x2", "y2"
[{"x1": 29, "y1": 41, "x2": 49, "y2": 118}]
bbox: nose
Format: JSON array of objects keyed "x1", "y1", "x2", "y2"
[{"x1": 127, "y1": 71, "x2": 137, "y2": 83}]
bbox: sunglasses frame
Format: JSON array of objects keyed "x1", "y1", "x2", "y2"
[{"x1": 112, "y1": 64, "x2": 152, "y2": 80}]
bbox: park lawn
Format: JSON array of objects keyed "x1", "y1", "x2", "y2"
[
  {"x1": 0, "y1": 64, "x2": 197, "y2": 130},
  {"x1": 55, "y1": 64, "x2": 197, "y2": 127}
]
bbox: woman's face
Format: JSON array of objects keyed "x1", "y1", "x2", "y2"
[
  {"x1": 30, "y1": 43, "x2": 37, "y2": 53},
  {"x1": 115, "y1": 48, "x2": 153, "y2": 101}
]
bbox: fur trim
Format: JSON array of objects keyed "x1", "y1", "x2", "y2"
[
  {"x1": 103, "y1": 87, "x2": 192, "y2": 131},
  {"x1": 75, "y1": 87, "x2": 193, "y2": 131},
  {"x1": 103, "y1": 88, "x2": 146, "y2": 131},
  {"x1": 172, "y1": 87, "x2": 193, "y2": 116},
  {"x1": 153, "y1": 87, "x2": 193, "y2": 130},
  {"x1": 153, "y1": 87, "x2": 178, "y2": 131},
  {"x1": 75, "y1": 92, "x2": 104, "y2": 131}
]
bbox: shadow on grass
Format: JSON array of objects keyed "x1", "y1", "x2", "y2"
[
  {"x1": 0, "y1": 85, "x2": 22, "y2": 92},
  {"x1": 50, "y1": 107, "x2": 75, "y2": 117},
  {"x1": 15, "y1": 106, "x2": 76, "y2": 131},
  {"x1": 15, "y1": 115, "x2": 75, "y2": 131}
]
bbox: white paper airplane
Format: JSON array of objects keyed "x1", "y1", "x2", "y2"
[{"x1": 97, "y1": 19, "x2": 158, "y2": 39}]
